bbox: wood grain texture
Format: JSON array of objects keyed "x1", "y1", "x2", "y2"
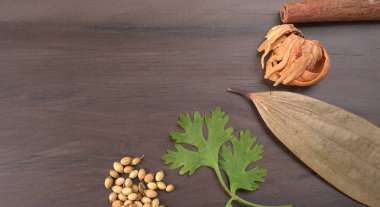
[{"x1": 0, "y1": 1, "x2": 379, "y2": 207}]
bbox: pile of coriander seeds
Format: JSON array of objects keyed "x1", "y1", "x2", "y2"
[{"x1": 104, "y1": 156, "x2": 175, "y2": 207}]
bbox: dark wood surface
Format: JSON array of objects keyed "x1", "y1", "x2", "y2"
[{"x1": 0, "y1": 1, "x2": 379, "y2": 206}]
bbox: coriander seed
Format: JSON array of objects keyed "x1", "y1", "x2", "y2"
[
  {"x1": 109, "y1": 192, "x2": 117, "y2": 203},
  {"x1": 151, "y1": 198, "x2": 159, "y2": 207},
  {"x1": 144, "y1": 173, "x2": 154, "y2": 183},
  {"x1": 141, "y1": 197, "x2": 151, "y2": 203},
  {"x1": 136, "y1": 192, "x2": 143, "y2": 200},
  {"x1": 135, "y1": 201, "x2": 143, "y2": 207},
  {"x1": 124, "y1": 200, "x2": 133, "y2": 206},
  {"x1": 145, "y1": 189, "x2": 157, "y2": 198},
  {"x1": 105, "y1": 176, "x2": 113, "y2": 189},
  {"x1": 111, "y1": 200, "x2": 122, "y2": 207},
  {"x1": 132, "y1": 184, "x2": 139, "y2": 193},
  {"x1": 115, "y1": 177, "x2": 125, "y2": 186},
  {"x1": 124, "y1": 178, "x2": 133, "y2": 187},
  {"x1": 131, "y1": 157, "x2": 142, "y2": 165},
  {"x1": 128, "y1": 193, "x2": 138, "y2": 201},
  {"x1": 118, "y1": 193, "x2": 127, "y2": 201},
  {"x1": 121, "y1": 156, "x2": 132, "y2": 166},
  {"x1": 124, "y1": 166, "x2": 134, "y2": 173},
  {"x1": 165, "y1": 184, "x2": 174, "y2": 192},
  {"x1": 155, "y1": 171, "x2": 164, "y2": 182},
  {"x1": 138, "y1": 169, "x2": 146, "y2": 181},
  {"x1": 112, "y1": 185, "x2": 123, "y2": 194},
  {"x1": 156, "y1": 182, "x2": 166, "y2": 190},
  {"x1": 113, "y1": 162, "x2": 124, "y2": 173},
  {"x1": 110, "y1": 170, "x2": 119, "y2": 178},
  {"x1": 138, "y1": 182, "x2": 146, "y2": 195},
  {"x1": 147, "y1": 182, "x2": 157, "y2": 190},
  {"x1": 129, "y1": 170, "x2": 138, "y2": 179},
  {"x1": 122, "y1": 187, "x2": 133, "y2": 195}
]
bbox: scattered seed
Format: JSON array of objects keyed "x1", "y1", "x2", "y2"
[
  {"x1": 124, "y1": 166, "x2": 134, "y2": 173},
  {"x1": 121, "y1": 156, "x2": 132, "y2": 166},
  {"x1": 144, "y1": 173, "x2": 154, "y2": 183},
  {"x1": 115, "y1": 177, "x2": 126, "y2": 186},
  {"x1": 132, "y1": 184, "x2": 139, "y2": 193},
  {"x1": 147, "y1": 182, "x2": 157, "y2": 190},
  {"x1": 156, "y1": 182, "x2": 166, "y2": 190},
  {"x1": 155, "y1": 171, "x2": 164, "y2": 182},
  {"x1": 112, "y1": 185, "x2": 123, "y2": 194},
  {"x1": 145, "y1": 189, "x2": 157, "y2": 198},
  {"x1": 165, "y1": 184, "x2": 174, "y2": 192},
  {"x1": 143, "y1": 204, "x2": 151, "y2": 207},
  {"x1": 122, "y1": 187, "x2": 133, "y2": 195},
  {"x1": 124, "y1": 178, "x2": 133, "y2": 187},
  {"x1": 124, "y1": 200, "x2": 133, "y2": 206},
  {"x1": 114, "y1": 162, "x2": 124, "y2": 173},
  {"x1": 138, "y1": 182, "x2": 146, "y2": 195},
  {"x1": 138, "y1": 169, "x2": 146, "y2": 181},
  {"x1": 112, "y1": 200, "x2": 123, "y2": 207},
  {"x1": 110, "y1": 170, "x2": 119, "y2": 178},
  {"x1": 118, "y1": 193, "x2": 128, "y2": 201},
  {"x1": 109, "y1": 192, "x2": 118, "y2": 203},
  {"x1": 128, "y1": 193, "x2": 138, "y2": 201},
  {"x1": 129, "y1": 170, "x2": 138, "y2": 179},
  {"x1": 136, "y1": 192, "x2": 143, "y2": 200},
  {"x1": 134, "y1": 201, "x2": 143, "y2": 207},
  {"x1": 141, "y1": 197, "x2": 151, "y2": 203},
  {"x1": 105, "y1": 176, "x2": 113, "y2": 189},
  {"x1": 131, "y1": 157, "x2": 142, "y2": 166},
  {"x1": 151, "y1": 198, "x2": 159, "y2": 207}
]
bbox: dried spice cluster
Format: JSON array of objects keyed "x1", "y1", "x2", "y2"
[
  {"x1": 258, "y1": 24, "x2": 330, "y2": 86},
  {"x1": 105, "y1": 156, "x2": 174, "y2": 207}
]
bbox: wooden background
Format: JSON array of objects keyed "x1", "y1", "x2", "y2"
[{"x1": 0, "y1": 1, "x2": 379, "y2": 206}]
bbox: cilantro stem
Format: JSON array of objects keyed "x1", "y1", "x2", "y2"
[
  {"x1": 214, "y1": 167, "x2": 234, "y2": 197},
  {"x1": 214, "y1": 167, "x2": 292, "y2": 207}
]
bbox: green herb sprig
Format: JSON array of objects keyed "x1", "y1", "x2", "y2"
[{"x1": 162, "y1": 107, "x2": 291, "y2": 207}]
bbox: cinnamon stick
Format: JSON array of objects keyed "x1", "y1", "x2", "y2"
[{"x1": 281, "y1": 0, "x2": 380, "y2": 23}]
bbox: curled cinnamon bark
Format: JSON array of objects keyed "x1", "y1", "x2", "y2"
[
  {"x1": 281, "y1": 0, "x2": 380, "y2": 23},
  {"x1": 258, "y1": 24, "x2": 330, "y2": 86}
]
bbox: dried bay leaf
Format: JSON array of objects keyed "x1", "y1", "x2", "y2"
[{"x1": 227, "y1": 88, "x2": 380, "y2": 207}]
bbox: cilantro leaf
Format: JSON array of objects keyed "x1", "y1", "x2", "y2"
[
  {"x1": 162, "y1": 107, "x2": 233, "y2": 175},
  {"x1": 163, "y1": 108, "x2": 291, "y2": 207},
  {"x1": 220, "y1": 130, "x2": 267, "y2": 194}
]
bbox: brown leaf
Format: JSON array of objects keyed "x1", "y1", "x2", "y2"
[{"x1": 228, "y1": 88, "x2": 380, "y2": 207}]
